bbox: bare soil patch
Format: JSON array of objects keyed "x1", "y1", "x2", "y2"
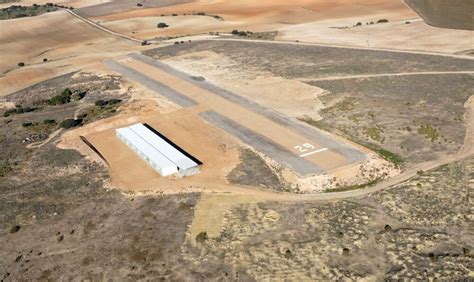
[
  {"x1": 61, "y1": 106, "x2": 241, "y2": 193},
  {"x1": 277, "y1": 18, "x2": 474, "y2": 53},
  {"x1": 0, "y1": 10, "x2": 140, "y2": 95}
]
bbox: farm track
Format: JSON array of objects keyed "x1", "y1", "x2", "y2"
[
  {"x1": 26, "y1": 128, "x2": 63, "y2": 149},
  {"x1": 65, "y1": 9, "x2": 143, "y2": 43},
  {"x1": 305, "y1": 71, "x2": 474, "y2": 82}
]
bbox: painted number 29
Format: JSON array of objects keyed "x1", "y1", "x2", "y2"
[{"x1": 294, "y1": 143, "x2": 315, "y2": 153}]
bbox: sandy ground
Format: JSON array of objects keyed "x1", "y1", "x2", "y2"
[
  {"x1": 277, "y1": 18, "x2": 474, "y2": 53},
  {"x1": 61, "y1": 106, "x2": 242, "y2": 192},
  {"x1": 161, "y1": 50, "x2": 326, "y2": 120},
  {"x1": 97, "y1": 15, "x2": 237, "y2": 40},
  {"x1": 95, "y1": 0, "x2": 413, "y2": 25},
  {"x1": 91, "y1": 0, "x2": 472, "y2": 54},
  {"x1": 92, "y1": 0, "x2": 415, "y2": 37},
  {"x1": 0, "y1": 10, "x2": 141, "y2": 96},
  {"x1": 0, "y1": 0, "x2": 110, "y2": 9}
]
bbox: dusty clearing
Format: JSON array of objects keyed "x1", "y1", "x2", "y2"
[{"x1": 60, "y1": 106, "x2": 241, "y2": 193}]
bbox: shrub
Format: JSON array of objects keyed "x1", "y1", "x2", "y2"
[
  {"x1": 95, "y1": 99, "x2": 107, "y2": 107},
  {"x1": 43, "y1": 119, "x2": 56, "y2": 125},
  {"x1": 238, "y1": 31, "x2": 247, "y2": 36},
  {"x1": 3, "y1": 108, "x2": 17, "y2": 117},
  {"x1": 48, "y1": 88, "x2": 72, "y2": 105},
  {"x1": 3, "y1": 106, "x2": 38, "y2": 117},
  {"x1": 0, "y1": 161, "x2": 13, "y2": 177},
  {"x1": 43, "y1": 58, "x2": 48, "y2": 62},
  {"x1": 356, "y1": 22, "x2": 362, "y2": 26},
  {"x1": 172, "y1": 13, "x2": 177, "y2": 16},
  {"x1": 60, "y1": 118, "x2": 82, "y2": 129},
  {"x1": 157, "y1": 22, "x2": 169, "y2": 28},
  {"x1": 71, "y1": 91, "x2": 86, "y2": 101},
  {"x1": 10, "y1": 225, "x2": 20, "y2": 234},
  {"x1": 377, "y1": 19, "x2": 389, "y2": 23},
  {"x1": 342, "y1": 247, "x2": 350, "y2": 256},
  {"x1": 18, "y1": 62, "x2": 25, "y2": 67},
  {"x1": 231, "y1": 29, "x2": 239, "y2": 35},
  {"x1": 195, "y1": 231, "x2": 208, "y2": 243},
  {"x1": 108, "y1": 99, "x2": 122, "y2": 105},
  {"x1": 95, "y1": 99, "x2": 122, "y2": 107},
  {"x1": 137, "y1": 3, "x2": 142, "y2": 7}
]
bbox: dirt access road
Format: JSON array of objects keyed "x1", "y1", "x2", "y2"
[{"x1": 105, "y1": 53, "x2": 367, "y2": 176}]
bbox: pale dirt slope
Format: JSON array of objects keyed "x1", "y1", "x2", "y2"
[
  {"x1": 93, "y1": 0, "x2": 415, "y2": 38},
  {"x1": 0, "y1": 10, "x2": 140, "y2": 96},
  {"x1": 277, "y1": 18, "x2": 474, "y2": 53}
]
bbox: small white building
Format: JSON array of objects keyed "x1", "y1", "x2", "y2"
[{"x1": 116, "y1": 123, "x2": 200, "y2": 177}]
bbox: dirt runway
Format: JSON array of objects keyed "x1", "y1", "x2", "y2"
[{"x1": 105, "y1": 53, "x2": 367, "y2": 176}]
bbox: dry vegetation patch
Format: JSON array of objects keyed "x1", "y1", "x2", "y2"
[
  {"x1": 182, "y1": 157, "x2": 473, "y2": 280},
  {"x1": 227, "y1": 148, "x2": 289, "y2": 192}
]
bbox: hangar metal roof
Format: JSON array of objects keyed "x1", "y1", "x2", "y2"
[
  {"x1": 128, "y1": 123, "x2": 198, "y2": 171},
  {"x1": 116, "y1": 127, "x2": 178, "y2": 176}
]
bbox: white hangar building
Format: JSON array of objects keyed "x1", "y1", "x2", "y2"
[{"x1": 116, "y1": 123, "x2": 201, "y2": 177}]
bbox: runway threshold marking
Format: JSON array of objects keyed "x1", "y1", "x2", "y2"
[
  {"x1": 299, "y1": 148, "x2": 328, "y2": 158},
  {"x1": 294, "y1": 142, "x2": 328, "y2": 158}
]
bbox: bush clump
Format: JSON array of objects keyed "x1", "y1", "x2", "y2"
[
  {"x1": 195, "y1": 231, "x2": 208, "y2": 243},
  {"x1": 22, "y1": 122, "x2": 35, "y2": 128},
  {"x1": 60, "y1": 118, "x2": 83, "y2": 129},
  {"x1": 48, "y1": 88, "x2": 73, "y2": 105},
  {"x1": 157, "y1": 22, "x2": 169, "y2": 28},
  {"x1": 10, "y1": 225, "x2": 20, "y2": 234},
  {"x1": 0, "y1": 161, "x2": 13, "y2": 177},
  {"x1": 43, "y1": 119, "x2": 56, "y2": 125},
  {"x1": 94, "y1": 99, "x2": 122, "y2": 107},
  {"x1": 3, "y1": 106, "x2": 39, "y2": 117}
]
